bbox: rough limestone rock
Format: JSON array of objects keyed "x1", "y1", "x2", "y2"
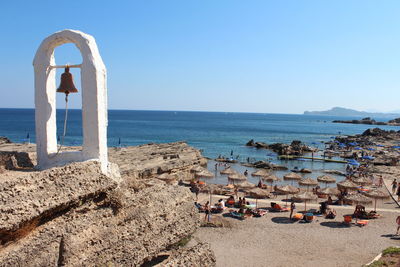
[
  {"x1": 109, "y1": 141, "x2": 207, "y2": 181},
  {"x1": 157, "y1": 243, "x2": 216, "y2": 266},
  {"x1": 0, "y1": 151, "x2": 34, "y2": 171},
  {"x1": 0, "y1": 137, "x2": 11, "y2": 145},
  {"x1": 0, "y1": 142, "x2": 214, "y2": 266}
]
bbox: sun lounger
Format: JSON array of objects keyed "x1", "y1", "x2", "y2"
[
  {"x1": 356, "y1": 220, "x2": 369, "y2": 227},
  {"x1": 230, "y1": 211, "x2": 246, "y2": 220},
  {"x1": 270, "y1": 203, "x2": 289, "y2": 212},
  {"x1": 252, "y1": 209, "x2": 267, "y2": 217}
]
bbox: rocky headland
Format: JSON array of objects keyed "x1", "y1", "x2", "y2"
[
  {"x1": 332, "y1": 117, "x2": 400, "y2": 126},
  {"x1": 0, "y1": 141, "x2": 216, "y2": 266}
]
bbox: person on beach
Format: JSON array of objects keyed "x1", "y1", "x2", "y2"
[
  {"x1": 244, "y1": 170, "x2": 248, "y2": 176},
  {"x1": 290, "y1": 200, "x2": 296, "y2": 219},
  {"x1": 392, "y1": 179, "x2": 398, "y2": 194},
  {"x1": 397, "y1": 186, "x2": 400, "y2": 201},
  {"x1": 396, "y1": 216, "x2": 400, "y2": 235},
  {"x1": 193, "y1": 184, "x2": 200, "y2": 201},
  {"x1": 204, "y1": 201, "x2": 210, "y2": 222},
  {"x1": 378, "y1": 176, "x2": 383, "y2": 187}
]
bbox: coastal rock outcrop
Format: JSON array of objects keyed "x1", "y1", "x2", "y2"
[
  {"x1": 246, "y1": 139, "x2": 314, "y2": 155},
  {"x1": 0, "y1": 137, "x2": 11, "y2": 145},
  {"x1": 0, "y1": 142, "x2": 215, "y2": 266},
  {"x1": 333, "y1": 117, "x2": 400, "y2": 126}
]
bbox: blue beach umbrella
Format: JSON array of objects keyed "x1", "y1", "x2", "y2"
[
  {"x1": 354, "y1": 147, "x2": 362, "y2": 150},
  {"x1": 376, "y1": 144, "x2": 385, "y2": 147},
  {"x1": 366, "y1": 148, "x2": 376, "y2": 151},
  {"x1": 362, "y1": 156, "x2": 375, "y2": 160},
  {"x1": 392, "y1": 146, "x2": 400, "y2": 149},
  {"x1": 339, "y1": 143, "x2": 346, "y2": 148},
  {"x1": 348, "y1": 142, "x2": 357, "y2": 146}
]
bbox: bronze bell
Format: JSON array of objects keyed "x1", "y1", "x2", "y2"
[{"x1": 56, "y1": 67, "x2": 78, "y2": 94}]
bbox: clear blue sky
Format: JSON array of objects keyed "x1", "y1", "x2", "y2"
[{"x1": 1, "y1": 0, "x2": 399, "y2": 114}]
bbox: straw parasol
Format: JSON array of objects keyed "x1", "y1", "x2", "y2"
[
  {"x1": 337, "y1": 180, "x2": 359, "y2": 190},
  {"x1": 318, "y1": 187, "x2": 341, "y2": 196},
  {"x1": 299, "y1": 178, "x2": 318, "y2": 191},
  {"x1": 228, "y1": 173, "x2": 247, "y2": 183},
  {"x1": 157, "y1": 173, "x2": 177, "y2": 184},
  {"x1": 283, "y1": 172, "x2": 302, "y2": 185},
  {"x1": 195, "y1": 169, "x2": 214, "y2": 179},
  {"x1": 276, "y1": 185, "x2": 300, "y2": 206},
  {"x1": 352, "y1": 177, "x2": 372, "y2": 186},
  {"x1": 317, "y1": 175, "x2": 336, "y2": 187},
  {"x1": 293, "y1": 191, "x2": 317, "y2": 212},
  {"x1": 251, "y1": 169, "x2": 270, "y2": 177},
  {"x1": 344, "y1": 193, "x2": 372, "y2": 205},
  {"x1": 235, "y1": 181, "x2": 256, "y2": 190},
  {"x1": 262, "y1": 174, "x2": 280, "y2": 185},
  {"x1": 247, "y1": 187, "x2": 270, "y2": 208},
  {"x1": 363, "y1": 189, "x2": 390, "y2": 211},
  {"x1": 220, "y1": 167, "x2": 237, "y2": 175}
]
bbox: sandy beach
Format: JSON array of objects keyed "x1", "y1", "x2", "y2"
[{"x1": 193, "y1": 193, "x2": 400, "y2": 267}]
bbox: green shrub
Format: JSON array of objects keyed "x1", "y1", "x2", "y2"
[{"x1": 382, "y1": 247, "x2": 400, "y2": 256}]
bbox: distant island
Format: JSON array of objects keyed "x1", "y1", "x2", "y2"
[{"x1": 304, "y1": 107, "x2": 400, "y2": 118}]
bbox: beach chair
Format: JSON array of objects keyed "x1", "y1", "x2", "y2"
[
  {"x1": 252, "y1": 209, "x2": 267, "y2": 217},
  {"x1": 229, "y1": 211, "x2": 246, "y2": 220},
  {"x1": 270, "y1": 203, "x2": 289, "y2": 212},
  {"x1": 356, "y1": 220, "x2": 369, "y2": 227}
]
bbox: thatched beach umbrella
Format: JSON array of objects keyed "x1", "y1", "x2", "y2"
[
  {"x1": 157, "y1": 173, "x2": 177, "y2": 184},
  {"x1": 352, "y1": 177, "x2": 372, "y2": 186},
  {"x1": 262, "y1": 175, "x2": 280, "y2": 186},
  {"x1": 276, "y1": 185, "x2": 299, "y2": 206},
  {"x1": 236, "y1": 181, "x2": 256, "y2": 190},
  {"x1": 220, "y1": 167, "x2": 236, "y2": 175},
  {"x1": 318, "y1": 187, "x2": 341, "y2": 196},
  {"x1": 248, "y1": 187, "x2": 270, "y2": 208},
  {"x1": 195, "y1": 169, "x2": 214, "y2": 179},
  {"x1": 337, "y1": 180, "x2": 359, "y2": 190},
  {"x1": 293, "y1": 191, "x2": 317, "y2": 212},
  {"x1": 299, "y1": 178, "x2": 318, "y2": 191},
  {"x1": 363, "y1": 189, "x2": 390, "y2": 212},
  {"x1": 344, "y1": 193, "x2": 372, "y2": 205},
  {"x1": 228, "y1": 173, "x2": 247, "y2": 184},
  {"x1": 317, "y1": 175, "x2": 336, "y2": 188},
  {"x1": 283, "y1": 172, "x2": 302, "y2": 185},
  {"x1": 251, "y1": 169, "x2": 270, "y2": 177}
]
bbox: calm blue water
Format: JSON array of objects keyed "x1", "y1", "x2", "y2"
[{"x1": 1, "y1": 108, "x2": 399, "y2": 184}]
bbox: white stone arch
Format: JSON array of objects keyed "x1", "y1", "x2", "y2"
[{"x1": 33, "y1": 29, "x2": 108, "y2": 173}]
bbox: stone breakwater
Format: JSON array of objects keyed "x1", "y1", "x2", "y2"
[{"x1": 0, "y1": 141, "x2": 215, "y2": 266}]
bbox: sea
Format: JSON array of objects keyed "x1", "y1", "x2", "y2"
[{"x1": 2, "y1": 108, "x2": 400, "y2": 186}]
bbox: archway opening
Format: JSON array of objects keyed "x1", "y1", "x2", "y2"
[{"x1": 54, "y1": 43, "x2": 83, "y2": 148}]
